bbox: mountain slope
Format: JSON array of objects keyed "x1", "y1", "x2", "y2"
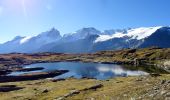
[
  {"x1": 62, "y1": 27, "x2": 101, "y2": 42},
  {"x1": 39, "y1": 35, "x2": 99, "y2": 53},
  {"x1": 140, "y1": 27, "x2": 170, "y2": 48}
]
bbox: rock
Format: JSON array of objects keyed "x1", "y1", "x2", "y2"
[
  {"x1": 0, "y1": 70, "x2": 68, "y2": 82},
  {"x1": 0, "y1": 85, "x2": 23, "y2": 92},
  {"x1": 55, "y1": 90, "x2": 80, "y2": 100},
  {"x1": 134, "y1": 58, "x2": 140, "y2": 66},
  {"x1": 55, "y1": 84, "x2": 103, "y2": 100},
  {"x1": 14, "y1": 67, "x2": 44, "y2": 72},
  {"x1": 0, "y1": 70, "x2": 12, "y2": 76},
  {"x1": 150, "y1": 73, "x2": 161, "y2": 77},
  {"x1": 153, "y1": 87, "x2": 159, "y2": 90},
  {"x1": 82, "y1": 77, "x2": 96, "y2": 79},
  {"x1": 65, "y1": 90, "x2": 80, "y2": 96},
  {"x1": 82, "y1": 84, "x2": 103, "y2": 91},
  {"x1": 136, "y1": 78, "x2": 143, "y2": 81},
  {"x1": 161, "y1": 80, "x2": 167, "y2": 84},
  {"x1": 165, "y1": 92, "x2": 170, "y2": 97},
  {"x1": 116, "y1": 81, "x2": 123, "y2": 83},
  {"x1": 42, "y1": 89, "x2": 49, "y2": 93},
  {"x1": 127, "y1": 49, "x2": 136, "y2": 53},
  {"x1": 167, "y1": 80, "x2": 170, "y2": 83},
  {"x1": 51, "y1": 78, "x2": 65, "y2": 82},
  {"x1": 161, "y1": 90, "x2": 167, "y2": 95},
  {"x1": 123, "y1": 94, "x2": 127, "y2": 97}
]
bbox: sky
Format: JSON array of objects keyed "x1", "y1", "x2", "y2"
[{"x1": 0, "y1": 0, "x2": 170, "y2": 43}]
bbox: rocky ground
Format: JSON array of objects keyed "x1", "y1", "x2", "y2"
[{"x1": 0, "y1": 74, "x2": 169, "y2": 100}]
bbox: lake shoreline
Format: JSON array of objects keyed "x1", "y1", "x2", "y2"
[
  {"x1": 0, "y1": 48, "x2": 170, "y2": 80},
  {"x1": 0, "y1": 47, "x2": 169, "y2": 81}
]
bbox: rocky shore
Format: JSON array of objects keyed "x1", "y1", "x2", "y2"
[{"x1": 0, "y1": 70, "x2": 68, "y2": 83}]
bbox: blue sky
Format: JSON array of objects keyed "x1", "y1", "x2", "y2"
[{"x1": 0, "y1": 0, "x2": 169, "y2": 43}]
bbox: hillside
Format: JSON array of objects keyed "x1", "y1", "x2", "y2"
[{"x1": 0, "y1": 47, "x2": 170, "y2": 73}]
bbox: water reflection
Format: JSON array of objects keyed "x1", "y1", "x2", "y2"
[
  {"x1": 10, "y1": 62, "x2": 148, "y2": 80},
  {"x1": 97, "y1": 66, "x2": 148, "y2": 77}
]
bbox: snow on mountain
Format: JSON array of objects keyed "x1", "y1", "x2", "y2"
[
  {"x1": 20, "y1": 28, "x2": 61, "y2": 45},
  {"x1": 94, "y1": 32, "x2": 126, "y2": 43},
  {"x1": 20, "y1": 36, "x2": 33, "y2": 44},
  {"x1": 63, "y1": 27, "x2": 101, "y2": 41},
  {"x1": 95, "y1": 26, "x2": 162, "y2": 43},
  {"x1": 126, "y1": 26, "x2": 162, "y2": 40},
  {"x1": 0, "y1": 28, "x2": 61, "y2": 53},
  {"x1": 0, "y1": 26, "x2": 169, "y2": 53}
]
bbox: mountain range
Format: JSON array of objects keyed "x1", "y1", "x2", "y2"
[{"x1": 0, "y1": 26, "x2": 170, "y2": 53}]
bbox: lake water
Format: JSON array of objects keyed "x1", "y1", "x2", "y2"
[{"x1": 10, "y1": 62, "x2": 149, "y2": 80}]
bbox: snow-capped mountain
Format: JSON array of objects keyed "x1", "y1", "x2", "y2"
[
  {"x1": 92, "y1": 26, "x2": 167, "y2": 52},
  {"x1": 0, "y1": 28, "x2": 61, "y2": 53},
  {"x1": 0, "y1": 26, "x2": 170, "y2": 53},
  {"x1": 20, "y1": 28, "x2": 61, "y2": 45}
]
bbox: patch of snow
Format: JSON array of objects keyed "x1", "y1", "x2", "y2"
[
  {"x1": 126, "y1": 26, "x2": 162, "y2": 40},
  {"x1": 94, "y1": 35, "x2": 112, "y2": 43},
  {"x1": 20, "y1": 36, "x2": 33, "y2": 44},
  {"x1": 94, "y1": 26, "x2": 162, "y2": 43},
  {"x1": 94, "y1": 32, "x2": 125, "y2": 43}
]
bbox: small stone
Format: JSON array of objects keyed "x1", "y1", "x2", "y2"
[
  {"x1": 51, "y1": 78, "x2": 65, "y2": 82},
  {"x1": 90, "y1": 97, "x2": 95, "y2": 100},
  {"x1": 136, "y1": 78, "x2": 142, "y2": 81},
  {"x1": 42, "y1": 89, "x2": 48, "y2": 93},
  {"x1": 161, "y1": 90, "x2": 167, "y2": 95},
  {"x1": 150, "y1": 73, "x2": 161, "y2": 77},
  {"x1": 167, "y1": 80, "x2": 170, "y2": 83},
  {"x1": 161, "y1": 80, "x2": 166, "y2": 84},
  {"x1": 116, "y1": 81, "x2": 123, "y2": 83},
  {"x1": 165, "y1": 92, "x2": 170, "y2": 97},
  {"x1": 165, "y1": 97, "x2": 170, "y2": 100},
  {"x1": 123, "y1": 94, "x2": 127, "y2": 97},
  {"x1": 153, "y1": 87, "x2": 159, "y2": 90}
]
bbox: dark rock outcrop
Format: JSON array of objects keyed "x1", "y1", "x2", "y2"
[
  {"x1": 0, "y1": 70, "x2": 68, "y2": 82},
  {"x1": 0, "y1": 85, "x2": 23, "y2": 92}
]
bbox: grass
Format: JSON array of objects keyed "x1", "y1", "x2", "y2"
[{"x1": 0, "y1": 74, "x2": 169, "y2": 100}]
